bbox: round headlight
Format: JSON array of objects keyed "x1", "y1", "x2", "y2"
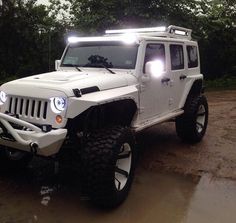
[
  {"x1": 50, "y1": 97, "x2": 67, "y2": 114},
  {"x1": 0, "y1": 91, "x2": 7, "y2": 104}
]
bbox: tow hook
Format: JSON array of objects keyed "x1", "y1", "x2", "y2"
[{"x1": 30, "y1": 142, "x2": 38, "y2": 155}]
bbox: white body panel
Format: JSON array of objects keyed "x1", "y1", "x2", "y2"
[
  {"x1": 0, "y1": 113, "x2": 67, "y2": 156},
  {"x1": 66, "y1": 85, "x2": 139, "y2": 118},
  {"x1": 0, "y1": 25, "x2": 204, "y2": 156},
  {"x1": 138, "y1": 41, "x2": 171, "y2": 120},
  {"x1": 4, "y1": 70, "x2": 131, "y2": 97}
]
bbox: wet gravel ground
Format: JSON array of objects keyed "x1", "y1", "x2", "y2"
[
  {"x1": 138, "y1": 90, "x2": 236, "y2": 179},
  {"x1": 0, "y1": 90, "x2": 236, "y2": 222}
]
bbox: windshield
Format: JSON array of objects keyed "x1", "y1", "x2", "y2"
[{"x1": 61, "y1": 42, "x2": 139, "y2": 69}]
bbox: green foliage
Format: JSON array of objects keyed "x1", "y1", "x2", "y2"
[
  {"x1": 68, "y1": 0, "x2": 197, "y2": 33},
  {"x1": 205, "y1": 76, "x2": 236, "y2": 90},
  {"x1": 193, "y1": 0, "x2": 236, "y2": 79},
  {"x1": 58, "y1": 0, "x2": 236, "y2": 79},
  {"x1": 0, "y1": 71, "x2": 17, "y2": 85},
  {"x1": 0, "y1": 0, "x2": 65, "y2": 78},
  {"x1": 0, "y1": 0, "x2": 236, "y2": 82}
]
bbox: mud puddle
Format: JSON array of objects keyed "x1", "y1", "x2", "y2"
[
  {"x1": 183, "y1": 174, "x2": 236, "y2": 223},
  {"x1": 0, "y1": 90, "x2": 235, "y2": 222},
  {"x1": 0, "y1": 162, "x2": 236, "y2": 223}
]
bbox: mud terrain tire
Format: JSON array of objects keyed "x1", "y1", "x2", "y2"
[
  {"x1": 81, "y1": 126, "x2": 137, "y2": 208},
  {"x1": 176, "y1": 95, "x2": 208, "y2": 143}
]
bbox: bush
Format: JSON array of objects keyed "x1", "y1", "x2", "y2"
[
  {"x1": 205, "y1": 76, "x2": 236, "y2": 90},
  {"x1": 0, "y1": 72, "x2": 17, "y2": 85}
]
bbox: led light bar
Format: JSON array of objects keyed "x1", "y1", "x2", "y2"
[
  {"x1": 68, "y1": 25, "x2": 192, "y2": 45},
  {"x1": 68, "y1": 36, "x2": 123, "y2": 43},
  {"x1": 168, "y1": 25, "x2": 192, "y2": 38},
  {"x1": 174, "y1": 30, "x2": 187, "y2": 36},
  {"x1": 68, "y1": 36, "x2": 80, "y2": 43},
  {"x1": 68, "y1": 35, "x2": 138, "y2": 44},
  {"x1": 105, "y1": 26, "x2": 166, "y2": 34},
  {"x1": 105, "y1": 25, "x2": 192, "y2": 40}
]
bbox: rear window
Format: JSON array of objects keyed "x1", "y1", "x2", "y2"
[
  {"x1": 187, "y1": 45, "x2": 198, "y2": 68},
  {"x1": 170, "y1": 45, "x2": 184, "y2": 70}
]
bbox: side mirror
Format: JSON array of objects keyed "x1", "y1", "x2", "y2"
[
  {"x1": 141, "y1": 61, "x2": 153, "y2": 83},
  {"x1": 145, "y1": 61, "x2": 153, "y2": 75},
  {"x1": 143, "y1": 60, "x2": 165, "y2": 81},
  {"x1": 55, "y1": 60, "x2": 61, "y2": 71}
]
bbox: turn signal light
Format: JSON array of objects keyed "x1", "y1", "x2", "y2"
[{"x1": 56, "y1": 115, "x2": 63, "y2": 124}]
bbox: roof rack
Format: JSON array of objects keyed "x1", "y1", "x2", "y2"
[{"x1": 105, "y1": 25, "x2": 192, "y2": 40}]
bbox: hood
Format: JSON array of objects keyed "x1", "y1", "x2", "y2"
[{"x1": 2, "y1": 70, "x2": 131, "y2": 97}]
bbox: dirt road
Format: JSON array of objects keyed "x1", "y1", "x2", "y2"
[
  {"x1": 0, "y1": 90, "x2": 235, "y2": 223},
  {"x1": 138, "y1": 90, "x2": 236, "y2": 179}
]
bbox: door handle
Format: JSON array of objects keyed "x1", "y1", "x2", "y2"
[
  {"x1": 161, "y1": 77, "x2": 170, "y2": 83},
  {"x1": 180, "y1": 75, "x2": 187, "y2": 80}
]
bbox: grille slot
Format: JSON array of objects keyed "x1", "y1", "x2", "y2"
[{"x1": 8, "y1": 97, "x2": 48, "y2": 119}]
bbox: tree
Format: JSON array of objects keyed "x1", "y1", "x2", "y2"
[
  {"x1": 66, "y1": 0, "x2": 197, "y2": 33},
  {"x1": 195, "y1": 0, "x2": 236, "y2": 78},
  {"x1": 1, "y1": 0, "x2": 236, "y2": 79},
  {"x1": 61, "y1": 0, "x2": 236, "y2": 78},
  {"x1": 0, "y1": 0, "x2": 66, "y2": 78}
]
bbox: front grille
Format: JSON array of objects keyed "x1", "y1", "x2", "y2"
[{"x1": 8, "y1": 96, "x2": 48, "y2": 119}]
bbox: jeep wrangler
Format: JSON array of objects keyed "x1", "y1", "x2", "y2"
[{"x1": 0, "y1": 25, "x2": 208, "y2": 207}]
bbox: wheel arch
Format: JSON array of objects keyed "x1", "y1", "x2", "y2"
[
  {"x1": 188, "y1": 79, "x2": 203, "y2": 96},
  {"x1": 180, "y1": 78, "x2": 204, "y2": 109},
  {"x1": 66, "y1": 99, "x2": 138, "y2": 136}
]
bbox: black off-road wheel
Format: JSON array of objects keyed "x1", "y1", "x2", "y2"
[
  {"x1": 176, "y1": 95, "x2": 208, "y2": 143},
  {"x1": 81, "y1": 126, "x2": 137, "y2": 208},
  {"x1": 0, "y1": 147, "x2": 33, "y2": 171}
]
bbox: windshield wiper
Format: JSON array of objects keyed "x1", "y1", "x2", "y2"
[
  {"x1": 99, "y1": 63, "x2": 116, "y2": 74},
  {"x1": 74, "y1": 66, "x2": 82, "y2": 72},
  {"x1": 62, "y1": 64, "x2": 82, "y2": 72},
  {"x1": 83, "y1": 63, "x2": 115, "y2": 74}
]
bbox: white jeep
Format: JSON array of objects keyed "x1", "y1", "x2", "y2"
[{"x1": 0, "y1": 25, "x2": 208, "y2": 207}]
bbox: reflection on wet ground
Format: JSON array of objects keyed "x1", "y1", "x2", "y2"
[
  {"x1": 0, "y1": 160, "x2": 236, "y2": 223},
  {"x1": 0, "y1": 91, "x2": 236, "y2": 222},
  {"x1": 184, "y1": 175, "x2": 236, "y2": 223}
]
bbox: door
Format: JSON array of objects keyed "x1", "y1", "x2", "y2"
[
  {"x1": 168, "y1": 43, "x2": 187, "y2": 111},
  {"x1": 139, "y1": 42, "x2": 171, "y2": 121}
]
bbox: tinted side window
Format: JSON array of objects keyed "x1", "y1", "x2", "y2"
[
  {"x1": 170, "y1": 45, "x2": 184, "y2": 70},
  {"x1": 144, "y1": 44, "x2": 165, "y2": 72},
  {"x1": 187, "y1": 45, "x2": 198, "y2": 68}
]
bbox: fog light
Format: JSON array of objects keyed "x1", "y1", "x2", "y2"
[{"x1": 56, "y1": 115, "x2": 63, "y2": 124}]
